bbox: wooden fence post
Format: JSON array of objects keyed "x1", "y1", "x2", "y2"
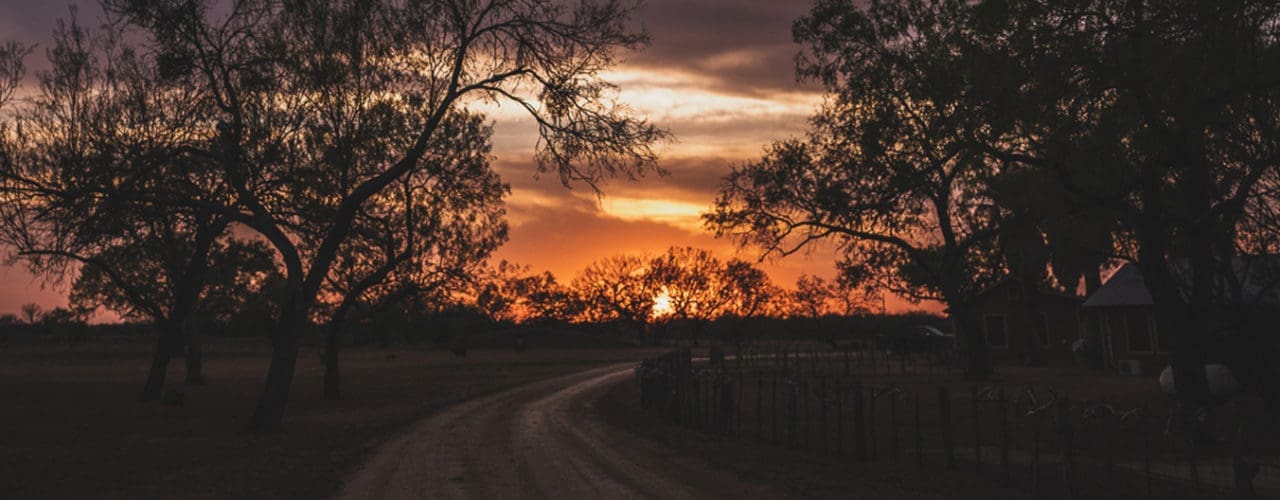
[
  {"x1": 973, "y1": 385, "x2": 982, "y2": 476},
  {"x1": 819, "y1": 377, "x2": 829, "y2": 455},
  {"x1": 1140, "y1": 404, "x2": 1151, "y2": 498},
  {"x1": 721, "y1": 378, "x2": 734, "y2": 433},
  {"x1": 940, "y1": 386, "x2": 956, "y2": 470},
  {"x1": 735, "y1": 372, "x2": 743, "y2": 434},
  {"x1": 756, "y1": 377, "x2": 764, "y2": 438},
  {"x1": 854, "y1": 384, "x2": 867, "y2": 461},
  {"x1": 771, "y1": 373, "x2": 779, "y2": 443},
  {"x1": 692, "y1": 378, "x2": 701, "y2": 430},
  {"x1": 999, "y1": 389, "x2": 1009, "y2": 486},
  {"x1": 787, "y1": 380, "x2": 799, "y2": 447},
  {"x1": 869, "y1": 386, "x2": 879, "y2": 461},
  {"x1": 1032, "y1": 404, "x2": 1042, "y2": 493},
  {"x1": 837, "y1": 382, "x2": 845, "y2": 456},
  {"x1": 801, "y1": 377, "x2": 811, "y2": 449},
  {"x1": 915, "y1": 391, "x2": 924, "y2": 469},
  {"x1": 890, "y1": 390, "x2": 900, "y2": 460},
  {"x1": 1058, "y1": 395, "x2": 1075, "y2": 500}
]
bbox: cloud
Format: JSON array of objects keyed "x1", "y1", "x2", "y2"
[{"x1": 624, "y1": 0, "x2": 822, "y2": 97}]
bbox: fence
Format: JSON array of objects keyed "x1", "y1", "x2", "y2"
[{"x1": 635, "y1": 345, "x2": 1279, "y2": 499}]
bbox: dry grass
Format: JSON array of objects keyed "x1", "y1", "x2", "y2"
[{"x1": 0, "y1": 337, "x2": 661, "y2": 499}]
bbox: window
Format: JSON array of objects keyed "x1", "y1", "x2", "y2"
[
  {"x1": 1036, "y1": 312, "x2": 1050, "y2": 347},
  {"x1": 1154, "y1": 318, "x2": 1169, "y2": 352},
  {"x1": 985, "y1": 315, "x2": 1009, "y2": 348},
  {"x1": 1125, "y1": 310, "x2": 1152, "y2": 352}
]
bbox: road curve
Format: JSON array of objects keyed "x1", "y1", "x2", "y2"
[{"x1": 336, "y1": 363, "x2": 783, "y2": 500}]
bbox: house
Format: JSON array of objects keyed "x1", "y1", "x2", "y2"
[
  {"x1": 957, "y1": 280, "x2": 1084, "y2": 363},
  {"x1": 1080, "y1": 263, "x2": 1167, "y2": 373},
  {"x1": 1081, "y1": 260, "x2": 1280, "y2": 375}
]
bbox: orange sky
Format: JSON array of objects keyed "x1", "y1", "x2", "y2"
[{"x1": 0, "y1": 0, "x2": 939, "y2": 320}]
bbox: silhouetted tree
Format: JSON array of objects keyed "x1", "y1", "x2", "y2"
[
  {"x1": 0, "y1": 13, "x2": 242, "y2": 399},
  {"x1": 648, "y1": 246, "x2": 730, "y2": 346},
  {"x1": 974, "y1": 0, "x2": 1280, "y2": 403},
  {"x1": 718, "y1": 258, "x2": 779, "y2": 346},
  {"x1": 472, "y1": 261, "x2": 574, "y2": 326},
  {"x1": 70, "y1": 236, "x2": 279, "y2": 385},
  {"x1": 707, "y1": 0, "x2": 1006, "y2": 377},
  {"x1": 19, "y1": 303, "x2": 42, "y2": 325},
  {"x1": 92, "y1": 0, "x2": 665, "y2": 431},
  {"x1": 573, "y1": 254, "x2": 660, "y2": 342},
  {"x1": 318, "y1": 111, "x2": 507, "y2": 400}
]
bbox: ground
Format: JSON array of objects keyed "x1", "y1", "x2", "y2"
[{"x1": 0, "y1": 335, "x2": 663, "y2": 499}]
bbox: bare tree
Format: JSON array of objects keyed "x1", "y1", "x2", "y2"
[
  {"x1": 648, "y1": 246, "x2": 731, "y2": 346},
  {"x1": 19, "y1": 303, "x2": 42, "y2": 325},
  {"x1": 573, "y1": 254, "x2": 660, "y2": 342}
]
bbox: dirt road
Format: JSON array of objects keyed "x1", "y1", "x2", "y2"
[{"x1": 336, "y1": 363, "x2": 787, "y2": 500}]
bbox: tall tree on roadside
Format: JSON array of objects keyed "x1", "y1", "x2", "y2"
[
  {"x1": 706, "y1": 0, "x2": 1006, "y2": 377},
  {"x1": 98, "y1": 0, "x2": 666, "y2": 431},
  {"x1": 318, "y1": 110, "x2": 507, "y2": 400}
]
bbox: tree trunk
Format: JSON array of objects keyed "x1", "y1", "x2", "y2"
[
  {"x1": 951, "y1": 303, "x2": 991, "y2": 378},
  {"x1": 185, "y1": 321, "x2": 205, "y2": 385},
  {"x1": 324, "y1": 325, "x2": 341, "y2": 400},
  {"x1": 141, "y1": 320, "x2": 181, "y2": 400},
  {"x1": 1137, "y1": 245, "x2": 1210, "y2": 409},
  {"x1": 248, "y1": 310, "x2": 304, "y2": 432},
  {"x1": 1022, "y1": 286, "x2": 1046, "y2": 367}
]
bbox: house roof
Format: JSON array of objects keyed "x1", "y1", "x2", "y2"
[
  {"x1": 1082, "y1": 263, "x2": 1152, "y2": 307},
  {"x1": 1083, "y1": 258, "x2": 1280, "y2": 308}
]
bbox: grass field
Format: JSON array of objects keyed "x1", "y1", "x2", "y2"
[{"x1": 0, "y1": 336, "x2": 662, "y2": 499}]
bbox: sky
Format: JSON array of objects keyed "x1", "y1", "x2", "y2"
[{"x1": 0, "y1": 0, "x2": 938, "y2": 320}]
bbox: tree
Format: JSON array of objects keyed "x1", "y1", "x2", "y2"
[
  {"x1": 19, "y1": 303, "x2": 42, "y2": 325},
  {"x1": 318, "y1": 110, "x2": 507, "y2": 399},
  {"x1": 707, "y1": 0, "x2": 1006, "y2": 377},
  {"x1": 975, "y1": 0, "x2": 1280, "y2": 404},
  {"x1": 573, "y1": 254, "x2": 661, "y2": 342},
  {"x1": 718, "y1": 258, "x2": 779, "y2": 346},
  {"x1": 94, "y1": 0, "x2": 665, "y2": 431},
  {"x1": 648, "y1": 246, "x2": 731, "y2": 346},
  {"x1": 70, "y1": 236, "x2": 279, "y2": 385},
  {"x1": 472, "y1": 261, "x2": 574, "y2": 326},
  {"x1": 790, "y1": 274, "x2": 834, "y2": 320},
  {"x1": 720, "y1": 259, "x2": 777, "y2": 319},
  {"x1": 0, "y1": 13, "x2": 242, "y2": 399}
]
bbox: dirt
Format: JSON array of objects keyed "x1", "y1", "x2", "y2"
[{"x1": 337, "y1": 364, "x2": 794, "y2": 499}]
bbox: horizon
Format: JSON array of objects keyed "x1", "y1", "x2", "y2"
[{"x1": 0, "y1": 0, "x2": 940, "y2": 321}]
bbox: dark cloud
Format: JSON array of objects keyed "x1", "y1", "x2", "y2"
[{"x1": 625, "y1": 0, "x2": 821, "y2": 97}]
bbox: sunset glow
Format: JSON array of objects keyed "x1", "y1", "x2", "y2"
[
  {"x1": 652, "y1": 291, "x2": 674, "y2": 318},
  {"x1": 0, "y1": 0, "x2": 935, "y2": 318}
]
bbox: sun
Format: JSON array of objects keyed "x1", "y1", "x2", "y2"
[{"x1": 652, "y1": 291, "x2": 674, "y2": 317}]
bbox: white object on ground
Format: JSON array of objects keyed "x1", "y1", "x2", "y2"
[{"x1": 1159, "y1": 363, "x2": 1240, "y2": 397}]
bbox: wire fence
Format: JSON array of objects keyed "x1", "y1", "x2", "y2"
[{"x1": 636, "y1": 347, "x2": 1279, "y2": 499}]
